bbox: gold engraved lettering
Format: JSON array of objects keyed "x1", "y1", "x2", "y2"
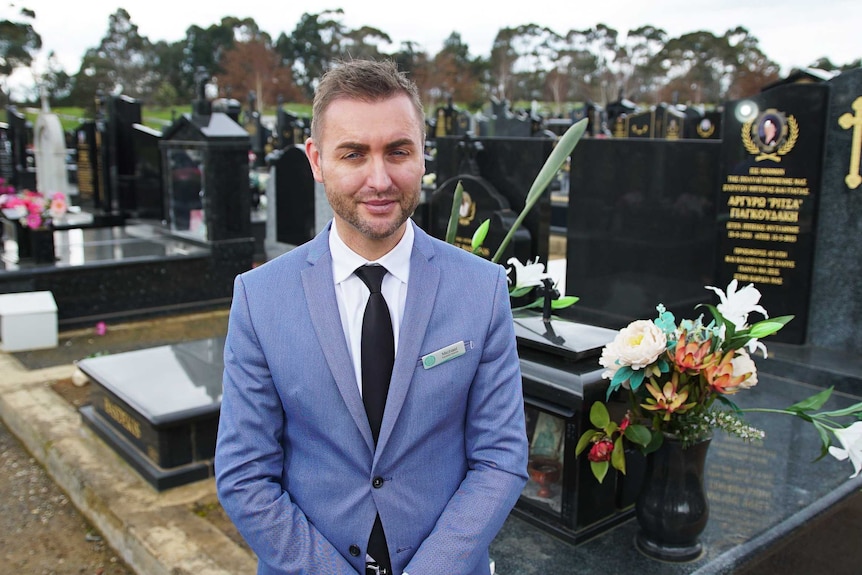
[
  {"x1": 838, "y1": 96, "x2": 862, "y2": 189},
  {"x1": 102, "y1": 397, "x2": 142, "y2": 439}
]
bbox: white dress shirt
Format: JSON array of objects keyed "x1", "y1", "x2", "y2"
[{"x1": 329, "y1": 220, "x2": 414, "y2": 395}]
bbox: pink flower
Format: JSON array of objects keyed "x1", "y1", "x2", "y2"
[{"x1": 94, "y1": 321, "x2": 107, "y2": 336}]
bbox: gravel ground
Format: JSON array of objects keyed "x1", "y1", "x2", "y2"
[{"x1": 0, "y1": 417, "x2": 135, "y2": 575}]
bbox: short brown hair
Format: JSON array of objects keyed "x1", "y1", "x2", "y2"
[{"x1": 310, "y1": 59, "x2": 424, "y2": 141}]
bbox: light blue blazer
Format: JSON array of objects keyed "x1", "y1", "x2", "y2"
[{"x1": 215, "y1": 220, "x2": 529, "y2": 575}]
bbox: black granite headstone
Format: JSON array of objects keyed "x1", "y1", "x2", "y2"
[
  {"x1": 432, "y1": 135, "x2": 554, "y2": 265},
  {"x1": 564, "y1": 138, "x2": 722, "y2": 328},
  {"x1": 622, "y1": 108, "x2": 655, "y2": 139},
  {"x1": 130, "y1": 124, "x2": 164, "y2": 220},
  {"x1": 428, "y1": 174, "x2": 531, "y2": 263},
  {"x1": 433, "y1": 99, "x2": 472, "y2": 138},
  {"x1": 6, "y1": 106, "x2": 35, "y2": 190},
  {"x1": 683, "y1": 109, "x2": 723, "y2": 140},
  {"x1": 807, "y1": 68, "x2": 862, "y2": 354},
  {"x1": 107, "y1": 95, "x2": 143, "y2": 215},
  {"x1": 74, "y1": 121, "x2": 104, "y2": 210},
  {"x1": 271, "y1": 145, "x2": 316, "y2": 247},
  {"x1": 716, "y1": 83, "x2": 829, "y2": 344}
]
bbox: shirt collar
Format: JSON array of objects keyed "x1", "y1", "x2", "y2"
[{"x1": 329, "y1": 219, "x2": 414, "y2": 284}]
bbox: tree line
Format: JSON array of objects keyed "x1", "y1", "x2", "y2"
[{"x1": 2, "y1": 6, "x2": 860, "y2": 115}]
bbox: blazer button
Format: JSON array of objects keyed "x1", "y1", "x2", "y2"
[
  {"x1": 349, "y1": 544, "x2": 361, "y2": 557},
  {"x1": 372, "y1": 476, "x2": 384, "y2": 488}
]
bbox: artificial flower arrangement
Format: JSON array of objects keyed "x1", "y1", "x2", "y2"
[
  {"x1": 0, "y1": 176, "x2": 68, "y2": 230},
  {"x1": 575, "y1": 280, "x2": 862, "y2": 482}
]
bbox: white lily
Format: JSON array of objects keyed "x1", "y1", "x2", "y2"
[
  {"x1": 706, "y1": 279, "x2": 768, "y2": 330},
  {"x1": 507, "y1": 257, "x2": 554, "y2": 290},
  {"x1": 828, "y1": 421, "x2": 862, "y2": 478}
]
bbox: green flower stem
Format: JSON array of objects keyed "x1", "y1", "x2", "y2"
[{"x1": 491, "y1": 118, "x2": 587, "y2": 263}]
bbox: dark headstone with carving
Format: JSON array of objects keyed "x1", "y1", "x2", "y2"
[
  {"x1": 807, "y1": 68, "x2": 862, "y2": 354},
  {"x1": 716, "y1": 83, "x2": 829, "y2": 344}
]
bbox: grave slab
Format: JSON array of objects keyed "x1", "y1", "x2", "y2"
[{"x1": 77, "y1": 337, "x2": 223, "y2": 490}]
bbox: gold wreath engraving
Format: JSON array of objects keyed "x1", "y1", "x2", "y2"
[{"x1": 741, "y1": 115, "x2": 799, "y2": 162}]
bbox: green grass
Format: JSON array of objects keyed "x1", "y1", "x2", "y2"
[{"x1": 23, "y1": 104, "x2": 313, "y2": 134}]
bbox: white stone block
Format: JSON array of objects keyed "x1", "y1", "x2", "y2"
[{"x1": 0, "y1": 291, "x2": 58, "y2": 352}]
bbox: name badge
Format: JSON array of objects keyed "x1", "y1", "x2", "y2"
[{"x1": 422, "y1": 341, "x2": 466, "y2": 369}]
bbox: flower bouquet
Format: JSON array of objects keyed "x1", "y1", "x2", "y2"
[
  {"x1": 576, "y1": 280, "x2": 862, "y2": 483},
  {"x1": 0, "y1": 177, "x2": 68, "y2": 230}
]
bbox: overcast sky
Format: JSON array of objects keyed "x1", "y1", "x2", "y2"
[{"x1": 5, "y1": 0, "x2": 862, "y2": 95}]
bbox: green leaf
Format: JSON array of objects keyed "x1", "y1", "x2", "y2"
[
  {"x1": 575, "y1": 429, "x2": 600, "y2": 456},
  {"x1": 787, "y1": 387, "x2": 833, "y2": 413},
  {"x1": 643, "y1": 430, "x2": 664, "y2": 454},
  {"x1": 625, "y1": 424, "x2": 653, "y2": 447},
  {"x1": 589, "y1": 401, "x2": 610, "y2": 428},
  {"x1": 491, "y1": 118, "x2": 587, "y2": 263},
  {"x1": 611, "y1": 436, "x2": 626, "y2": 474},
  {"x1": 445, "y1": 180, "x2": 464, "y2": 245},
  {"x1": 591, "y1": 460, "x2": 609, "y2": 484},
  {"x1": 508, "y1": 286, "x2": 534, "y2": 298},
  {"x1": 811, "y1": 420, "x2": 833, "y2": 461},
  {"x1": 747, "y1": 315, "x2": 794, "y2": 338},
  {"x1": 551, "y1": 296, "x2": 579, "y2": 309},
  {"x1": 822, "y1": 401, "x2": 862, "y2": 418},
  {"x1": 629, "y1": 369, "x2": 645, "y2": 392},
  {"x1": 471, "y1": 219, "x2": 490, "y2": 253}
]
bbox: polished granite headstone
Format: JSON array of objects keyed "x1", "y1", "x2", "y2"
[
  {"x1": 75, "y1": 121, "x2": 105, "y2": 210},
  {"x1": 78, "y1": 337, "x2": 224, "y2": 490},
  {"x1": 428, "y1": 174, "x2": 531, "y2": 263},
  {"x1": 432, "y1": 135, "x2": 553, "y2": 265},
  {"x1": 564, "y1": 138, "x2": 721, "y2": 329},
  {"x1": 271, "y1": 145, "x2": 315, "y2": 247},
  {"x1": 716, "y1": 83, "x2": 829, "y2": 344},
  {"x1": 807, "y1": 68, "x2": 862, "y2": 355}
]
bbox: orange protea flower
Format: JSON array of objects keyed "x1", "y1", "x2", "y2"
[
  {"x1": 673, "y1": 332, "x2": 713, "y2": 372},
  {"x1": 704, "y1": 350, "x2": 751, "y2": 394},
  {"x1": 641, "y1": 373, "x2": 696, "y2": 420}
]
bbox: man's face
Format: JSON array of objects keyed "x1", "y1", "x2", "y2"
[
  {"x1": 306, "y1": 94, "x2": 425, "y2": 258},
  {"x1": 764, "y1": 120, "x2": 776, "y2": 143}
]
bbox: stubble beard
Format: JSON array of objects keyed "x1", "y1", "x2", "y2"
[{"x1": 328, "y1": 186, "x2": 420, "y2": 241}]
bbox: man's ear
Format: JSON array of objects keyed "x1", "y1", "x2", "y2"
[{"x1": 305, "y1": 137, "x2": 324, "y2": 183}]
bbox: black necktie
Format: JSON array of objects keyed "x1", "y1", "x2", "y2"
[
  {"x1": 355, "y1": 264, "x2": 394, "y2": 444},
  {"x1": 354, "y1": 265, "x2": 393, "y2": 573}
]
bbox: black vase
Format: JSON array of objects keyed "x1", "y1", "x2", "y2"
[
  {"x1": 635, "y1": 434, "x2": 711, "y2": 562},
  {"x1": 9, "y1": 220, "x2": 56, "y2": 263}
]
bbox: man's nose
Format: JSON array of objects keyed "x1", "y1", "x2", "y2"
[{"x1": 365, "y1": 156, "x2": 393, "y2": 191}]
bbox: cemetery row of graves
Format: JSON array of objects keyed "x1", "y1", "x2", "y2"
[{"x1": 0, "y1": 66, "x2": 861, "y2": 573}]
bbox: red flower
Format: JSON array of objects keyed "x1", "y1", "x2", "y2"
[
  {"x1": 588, "y1": 438, "x2": 614, "y2": 462},
  {"x1": 619, "y1": 414, "x2": 631, "y2": 432}
]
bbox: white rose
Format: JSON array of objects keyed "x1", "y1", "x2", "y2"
[
  {"x1": 599, "y1": 320, "x2": 667, "y2": 380},
  {"x1": 730, "y1": 349, "x2": 758, "y2": 389}
]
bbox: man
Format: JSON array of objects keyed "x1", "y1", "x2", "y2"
[{"x1": 215, "y1": 59, "x2": 528, "y2": 575}]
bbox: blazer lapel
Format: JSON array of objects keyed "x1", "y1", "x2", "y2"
[
  {"x1": 377, "y1": 225, "x2": 439, "y2": 452},
  {"x1": 301, "y1": 229, "x2": 375, "y2": 453}
]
